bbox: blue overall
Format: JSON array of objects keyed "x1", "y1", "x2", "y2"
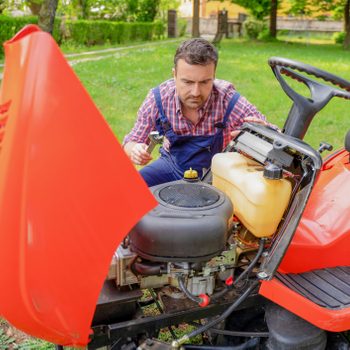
[{"x1": 140, "y1": 87, "x2": 240, "y2": 187}]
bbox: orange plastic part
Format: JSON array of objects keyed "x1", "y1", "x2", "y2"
[
  {"x1": 260, "y1": 278, "x2": 350, "y2": 332},
  {"x1": 279, "y1": 149, "x2": 350, "y2": 273},
  {"x1": 0, "y1": 25, "x2": 156, "y2": 346}
]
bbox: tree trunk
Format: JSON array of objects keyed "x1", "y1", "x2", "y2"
[
  {"x1": 38, "y1": 0, "x2": 58, "y2": 34},
  {"x1": 269, "y1": 0, "x2": 278, "y2": 38},
  {"x1": 27, "y1": 0, "x2": 42, "y2": 15},
  {"x1": 344, "y1": 0, "x2": 350, "y2": 49},
  {"x1": 78, "y1": 0, "x2": 89, "y2": 19},
  {"x1": 192, "y1": 0, "x2": 200, "y2": 38}
]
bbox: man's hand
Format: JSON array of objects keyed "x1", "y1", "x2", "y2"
[
  {"x1": 230, "y1": 117, "x2": 270, "y2": 139},
  {"x1": 129, "y1": 143, "x2": 153, "y2": 165}
]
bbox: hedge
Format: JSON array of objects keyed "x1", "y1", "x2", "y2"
[
  {"x1": 0, "y1": 16, "x2": 165, "y2": 55},
  {"x1": 61, "y1": 20, "x2": 164, "y2": 45},
  {"x1": 0, "y1": 15, "x2": 37, "y2": 54}
]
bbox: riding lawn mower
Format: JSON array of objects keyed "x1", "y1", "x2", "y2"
[{"x1": 0, "y1": 26, "x2": 350, "y2": 350}]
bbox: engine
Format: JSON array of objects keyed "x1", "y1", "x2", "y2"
[{"x1": 107, "y1": 179, "x2": 264, "y2": 298}]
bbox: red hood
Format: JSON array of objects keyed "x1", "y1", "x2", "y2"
[{"x1": 0, "y1": 25, "x2": 156, "y2": 346}]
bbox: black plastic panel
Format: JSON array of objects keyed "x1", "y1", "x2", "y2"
[
  {"x1": 129, "y1": 180, "x2": 233, "y2": 262},
  {"x1": 276, "y1": 266, "x2": 350, "y2": 310}
]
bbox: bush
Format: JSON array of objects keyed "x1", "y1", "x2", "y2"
[
  {"x1": 0, "y1": 16, "x2": 163, "y2": 56},
  {"x1": 177, "y1": 18, "x2": 187, "y2": 37},
  {"x1": 258, "y1": 29, "x2": 279, "y2": 42},
  {"x1": 243, "y1": 19, "x2": 265, "y2": 40},
  {"x1": 61, "y1": 19, "x2": 162, "y2": 46},
  {"x1": 0, "y1": 15, "x2": 37, "y2": 55},
  {"x1": 333, "y1": 32, "x2": 345, "y2": 45},
  {"x1": 153, "y1": 19, "x2": 165, "y2": 39}
]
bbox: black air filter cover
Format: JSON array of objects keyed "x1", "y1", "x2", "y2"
[{"x1": 129, "y1": 181, "x2": 233, "y2": 262}]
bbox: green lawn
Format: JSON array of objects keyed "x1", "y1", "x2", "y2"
[
  {"x1": 73, "y1": 38, "x2": 350, "y2": 151},
  {"x1": 1, "y1": 36, "x2": 350, "y2": 350}
]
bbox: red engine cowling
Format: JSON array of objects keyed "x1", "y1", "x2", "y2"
[{"x1": 279, "y1": 149, "x2": 350, "y2": 273}]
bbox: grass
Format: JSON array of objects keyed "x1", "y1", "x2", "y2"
[
  {"x1": 1, "y1": 35, "x2": 350, "y2": 349},
  {"x1": 73, "y1": 37, "x2": 350, "y2": 150}
]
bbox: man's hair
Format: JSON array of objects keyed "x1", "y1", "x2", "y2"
[{"x1": 174, "y1": 38, "x2": 218, "y2": 68}]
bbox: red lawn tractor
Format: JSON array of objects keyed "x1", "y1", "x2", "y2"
[
  {"x1": 89, "y1": 57, "x2": 350, "y2": 350},
  {"x1": 0, "y1": 27, "x2": 350, "y2": 350}
]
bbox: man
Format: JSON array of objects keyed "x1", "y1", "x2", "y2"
[{"x1": 123, "y1": 38, "x2": 269, "y2": 187}]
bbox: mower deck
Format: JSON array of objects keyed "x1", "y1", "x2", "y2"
[{"x1": 260, "y1": 266, "x2": 350, "y2": 331}]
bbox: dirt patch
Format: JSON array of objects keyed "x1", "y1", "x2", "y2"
[{"x1": 0, "y1": 319, "x2": 31, "y2": 349}]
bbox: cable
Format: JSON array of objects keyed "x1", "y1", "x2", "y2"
[
  {"x1": 211, "y1": 238, "x2": 265, "y2": 301},
  {"x1": 210, "y1": 328, "x2": 269, "y2": 338},
  {"x1": 172, "y1": 280, "x2": 259, "y2": 348},
  {"x1": 183, "y1": 337, "x2": 260, "y2": 349},
  {"x1": 177, "y1": 275, "x2": 202, "y2": 304}
]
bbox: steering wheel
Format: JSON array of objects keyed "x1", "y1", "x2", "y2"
[{"x1": 268, "y1": 57, "x2": 350, "y2": 139}]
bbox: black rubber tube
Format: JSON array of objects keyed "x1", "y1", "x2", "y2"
[
  {"x1": 211, "y1": 239, "x2": 265, "y2": 301},
  {"x1": 210, "y1": 328, "x2": 269, "y2": 338},
  {"x1": 182, "y1": 280, "x2": 259, "y2": 341},
  {"x1": 131, "y1": 261, "x2": 165, "y2": 276},
  {"x1": 183, "y1": 337, "x2": 259, "y2": 349},
  {"x1": 178, "y1": 275, "x2": 202, "y2": 304},
  {"x1": 234, "y1": 238, "x2": 265, "y2": 285}
]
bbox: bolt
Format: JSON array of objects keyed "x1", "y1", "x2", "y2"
[{"x1": 257, "y1": 271, "x2": 269, "y2": 280}]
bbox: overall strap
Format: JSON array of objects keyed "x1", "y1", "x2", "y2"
[
  {"x1": 152, "y1": 87, "x2": 172, "y2": 134},
  {"x1": 223, "y1": 92, "x2": 240, "y2": 124}
]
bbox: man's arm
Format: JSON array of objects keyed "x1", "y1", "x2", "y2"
[
  {"x1": 123, "y1": 90, "x2": 156, "y2": 166},
  {"x1": 228, "y1": 95, "x2": 278, "y2": 139}
]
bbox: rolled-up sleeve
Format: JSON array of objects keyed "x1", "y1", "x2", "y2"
[
  {"x1": 227, "y1": 94, "x2": 278, "y2": 131},
  {"x1": 123, "y1": 90, "x2": 157, "y2": 146}
]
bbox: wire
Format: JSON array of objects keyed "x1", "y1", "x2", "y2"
[
  {"x1": 177, "y1": 275, "x2": 202, "y2": 304},
  {"x1": 211, "y1": 238, "x2": 265, "y2": 301},
  {"x1": 210, "y1": 328, "x2": 269, "y2": 338},
  {"x1": 173, "y1": 280, "x2": 260, "y2": 348}
]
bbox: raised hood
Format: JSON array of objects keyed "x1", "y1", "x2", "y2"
[{"x1": 0, "y1": 25, "x2": 156, "y2": 346}]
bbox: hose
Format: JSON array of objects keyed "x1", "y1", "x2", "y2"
[
  {"x1": 172, "y1": 279, "x2": 260, "y2": 349},
  {"x1": 183, "y1": 337, "x2": 259, "y2": 350},
  {"x1": 177, "y1": 275, "x2": 202, "y2": 304},
  {"x1": 131, "y1": 261, "x2": 166, "y2": 276},
  {"x1": 211, "y1": 238, "x2": 265, "y2": 301},
  {"x1": 210, "y1": 328, "x2": 269, "y2": 338}
]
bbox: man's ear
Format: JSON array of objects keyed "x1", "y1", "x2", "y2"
[{"x1": 172, "y1": 67, "x2": 176, "y2": 79}]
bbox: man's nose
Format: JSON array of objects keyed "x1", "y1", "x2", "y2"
[{"x1": 191, "y1": 83, "x2": 200, "y2": 96}]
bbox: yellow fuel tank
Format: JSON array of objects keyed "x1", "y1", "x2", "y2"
[{"x1": 212, "y1": 152, "x2": 292, "y2": 237}]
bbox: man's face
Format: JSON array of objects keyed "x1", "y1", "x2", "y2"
[{"x1": 173, "y1": 59, "x2": 215, "y2": 111}]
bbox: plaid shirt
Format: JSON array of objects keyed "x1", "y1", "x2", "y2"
[{"x1": 123, "y1": 78, "x2": 267, "y2": 151}]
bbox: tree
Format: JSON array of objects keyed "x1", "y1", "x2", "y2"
[
  {"x1": 38, "y1": 0, "x2": 58, "y2": 33},
  {"x1": 231, "y1": 0, "x2": 278, "y2": 38},
  {"x1": 343, "y1": 0, "x2": 350, "y2": 48},
  {"x1": 0, "y1": 0, "x2": 5, "y2": 14},
  {"x1": 287, "y1": 0, "x2": 350, "y2": 49},
  {"x1": 26, "y1": 0, "x2": 42, "y2": 15},
  {"x1": 269, "y1": 0, "x2": 278, "y2": 37},
  {"x1": 232, "y1": 0, "x2": 270, "y2": 20},
  {"x1": 192, "y1": 0, "x2": 200, "y2": 37},
  {"x1": 137, "y1": 0, "x2": 160, "y2": 22},
  {"x1": 159, "y1": 0, "x2": 180, "y2": 21}
]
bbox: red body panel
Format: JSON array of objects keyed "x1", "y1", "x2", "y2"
[
  {"x1": 260, "y1": 279, "x2": 350, "y2": 332},
  {"x1": 279, "y1": 149, "x2": 350, "y2": 274},
  {"x1": 0, "y1": 26, "x2": 156, "y2": 346}
]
